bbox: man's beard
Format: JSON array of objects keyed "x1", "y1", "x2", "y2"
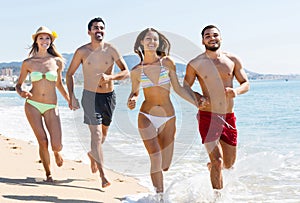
[{"x1": 205, "y1": 44, "x2": 220, "y2": 51}]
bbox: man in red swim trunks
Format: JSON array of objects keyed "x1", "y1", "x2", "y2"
[{"x1": 184, "y1": 25, "x2": 250, "y2": 189}]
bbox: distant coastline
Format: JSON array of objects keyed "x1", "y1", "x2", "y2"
[{"x1": 1, "y1": 53, "x2": 299, "y2": 90}]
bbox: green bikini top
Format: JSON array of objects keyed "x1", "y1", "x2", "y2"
[{"x1": 31, "y1": 71, "x2": 57, "y2": 82}]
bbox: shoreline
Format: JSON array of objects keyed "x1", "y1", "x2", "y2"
[{"x1": 0, "y1": 133, "x2": 148, "y2": 203}]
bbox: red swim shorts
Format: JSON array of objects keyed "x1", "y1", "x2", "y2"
[{"x1": 197, "y1": 110, "x2": 237, "y2": 146}]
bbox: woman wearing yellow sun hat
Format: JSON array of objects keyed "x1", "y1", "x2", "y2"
[{"x1": 16, "y1": 26, "x2": 70, "y2": 182}]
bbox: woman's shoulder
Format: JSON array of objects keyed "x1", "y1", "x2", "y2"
[
  {"x1": 161, "y1": 55, "x2": 174, "y2": 62},
  {"x1": 161, "y1": 56, "x2": 175, "y2": 70},
  {"x1": 22, "y1": 57, "x2": 35, "y2": 66},
  {"x1": 130, "y1": 63, "x2": 143, "y2": 77}
]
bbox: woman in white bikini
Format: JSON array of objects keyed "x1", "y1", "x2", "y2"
[
  {"x1": 16, "y1": 26, "x2": 70, "y2": 182},
  {"x1": 127, "y1": 28, "x2": 197, "y2": 196}
]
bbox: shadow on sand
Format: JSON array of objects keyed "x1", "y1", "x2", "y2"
[{"x1": 0, "y1": 176, "x2": 104, "y2": 203}]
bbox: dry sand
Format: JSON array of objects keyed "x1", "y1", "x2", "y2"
[{"x1": 0, "y1": 134, "x2": 148, "y2": 203}]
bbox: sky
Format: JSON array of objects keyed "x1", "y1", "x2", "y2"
[{"x1": 1, "y1": 0, "x2": 300, "y2": 74}]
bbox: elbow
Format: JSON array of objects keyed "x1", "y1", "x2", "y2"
[
  {"x1": 238, "y1": 81, "x2": 250, "y2": 95},
  {"x1": 245, "y1": 81, "x2": 250, "y2": 92},
  {"x1": 173, "y1": 86, "x2": 182, "y2": 96},
  {"x1": 124, "y1": 70, "x2": 130, "y2": 79}
]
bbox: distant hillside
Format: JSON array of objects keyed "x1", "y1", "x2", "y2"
[{"x1": 1, "y1": 54, "x2": 299, "y2": 80}]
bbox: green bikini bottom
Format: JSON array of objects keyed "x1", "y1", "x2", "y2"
[{"x1": 26, "y1": 99, "x2": 57, "y2": 114}]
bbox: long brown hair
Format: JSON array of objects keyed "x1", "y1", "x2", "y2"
[
  {"x1": 134, "y1": 28, "x2": 170, "y2": 61},
  {"x1": 29, "y1": 34, "x2": 63, "y2": 59}
]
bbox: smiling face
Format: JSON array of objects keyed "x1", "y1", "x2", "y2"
[
  {"x1": 202, "y1": 28, "x2": 222, "y2": 51},
  {"x1": 36, "y1": 33, "x2": 52, "y2": 50},
  {"x1": 89, "y1": 21, "x2": 105, "y2": 42},
  {"x1": 141, "y1": 30, "x2": 159, "y2": 52}
]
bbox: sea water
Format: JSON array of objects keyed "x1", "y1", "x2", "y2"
[{"x1": 0, "y1": 79, "x2": 299, "y2": 202}]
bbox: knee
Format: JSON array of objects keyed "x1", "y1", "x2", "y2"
[
  {"x1": 92, "y1": 131, "x2": 102, "y2": 142},
  {"x1": 150, "y1": 152, "x2": 162, "y2": 173},
  {"x1": 38, "y1": 138, "x2": 49, "y2": 150},
  {"x1": 162, "y1": 167, "x2": 169, "y2": 172},
  {"x1": 52, "y1": 144, "x2": 62, "y2": 152},
  {"x1": 223, "y1": 159, "x2": 235, "y2": 169},
  {"x1": 211, "y1": 157, "x2": 223, "y2": 171}
]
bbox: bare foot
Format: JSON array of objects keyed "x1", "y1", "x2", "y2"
[
  {"x1": 87, "y1": 152, "x2": 98, "y2": 173},
  {"x1": 207, "y1": 162, "x2": 212, "y2": 171},
  {"x1": 54, "y1": 152, "x2": 63, "y2": 167},
  {"x1": 44, "y1": 174, "x2": 54, "y2": 182},
  {"x1": 101, "y1": 177, "x2": 111, "y2": 188}
]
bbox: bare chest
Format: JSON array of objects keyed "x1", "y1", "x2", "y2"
[
  {"x1": 83, "y1": 50, "x2": 114, "y2": 74},
  {"x1": 29, "y1": 58, "x2": 58, "y2": 72},
  {"x1": 200, "y1": 57, "x2": 235, "y2": 82}
]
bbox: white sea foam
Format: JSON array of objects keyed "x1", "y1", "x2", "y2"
[{"x1": 1, "y1": 80, "x2": 300, "y2": 202}]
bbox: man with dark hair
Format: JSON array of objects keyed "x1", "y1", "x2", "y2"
[
  {"x1": 184, "y1": 25, "x2": 250, "y2": 190},
  {"x1": 66, "y1": 17, "x2": 129, "y2": 188}
]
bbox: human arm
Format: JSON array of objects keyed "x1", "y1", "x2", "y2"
[
  {"x1": 225, "y1": 54, "x2": 250, "y2": 98},
  {"x1": 127, "y1": 66, "x2": 140, "y2": 110},
  {"x1": 15, "y1": 60, "x2": 32, "y2": 98},
  {"x1": 98, "y1": 45, "x2": 129, "y2": 85},
  {"x1": 164, "y1": 57, "x2": 197, "y2": 107},
  {"x1": 66, "y1": 49, "x2": 82, "y2": 110},
  {"x1": 183, "y1": 61, "x2": 209, "y2": 109},
  {"x1": 55, "y1": 58, "x2": 70, "y2": 105}
]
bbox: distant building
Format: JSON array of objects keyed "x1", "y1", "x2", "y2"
[{"x1": 1, "y1": 68, "x2": 13, "y2": 76}]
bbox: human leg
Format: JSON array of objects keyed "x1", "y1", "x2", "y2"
[
  {"x1": 138, "y1": 113, "x2": 163, "y2": 193},
  {"x1": 25, "y1": 102, "x2": 52, "y2": 181},
  {"x1": 43, "y1": 108, "x2": 63, "y2": 167},
  {"x1": 97, "y1": 91, "x2": 116, "y2": 144},
  {"x1": 157, "y1": 117, "x2": 176, "y2": 171},
  {"x1": 101, "y1": 125, "x2": 109, "y2": 144},
  {"x1": 87, "y1": 151, "x2": 98, "y2": 173},
  {"x1": 88, "y1": 124, "x2": 110, "y2": 188},
  {"x1": 206, "y1": 141, "x2": 224, "y2": 189},
  {"x1": 219, "y1": 112, "x2": 237, "y2": 169},
  {"x1": 220, "y1": 140, "x2": 236, "y2": 169}
]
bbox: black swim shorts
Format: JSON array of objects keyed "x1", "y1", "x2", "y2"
[{"x1": 81, "y1": 89, "x2": 116, "y2": 126}]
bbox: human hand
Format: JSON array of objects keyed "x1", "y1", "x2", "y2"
[
  {"x1": 70, "y1": 96, "x2": 80, "y2": 110},
  {"x1": 127, "y1": 98, "x2": 136, "y2": 110},
  {"x1": 20, "y1": 91, "x2": 32, "y2": 99},
  {"x1": 194, "y1": 92, "x2": 209, "y2": 109},
  {"x1": 225, "y1": 87, "x2": 237, "y2": 98},
  {"x1": 98, "y1": 73, "x2": 111, "y2": 87}
]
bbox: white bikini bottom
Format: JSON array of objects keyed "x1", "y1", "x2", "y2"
[{"x1": 139, "y1": 112, "x2": 175, "y2": 129}]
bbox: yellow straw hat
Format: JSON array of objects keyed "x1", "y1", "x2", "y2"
[{"x1": 32, "y1": 26, "x2": 57, "y2": 42}]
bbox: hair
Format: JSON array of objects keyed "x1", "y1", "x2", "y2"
[
  {"x1": 201, "y1": 25, "x2": 220, "y2": 38},
  {"x1": 134, "y1": 28, "x2": 171, "y2": 61},
  {"x1": 29, "y1": 33, "x2": 63, "y2": 58},
  {"x1": 88, "y1": 17, "x2": 105, "y2": 31}
]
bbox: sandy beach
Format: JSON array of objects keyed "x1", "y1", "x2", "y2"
[{"x1": 0, "y1": 133, "x2": 148, "y2": 203}]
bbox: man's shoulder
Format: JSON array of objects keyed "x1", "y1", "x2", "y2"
[
  {"x1": 104, "y1": 42, "x2": 118, "y2": 52},
  {"x1": 189, "y1": 53, "x2": 206, "y2": 65},
  {"x1": 77, "y1": 43, "x2": 91, "y2": 52},
  {"x1": 223, "y1": 51, "x2": 240, "y2": 63}
]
